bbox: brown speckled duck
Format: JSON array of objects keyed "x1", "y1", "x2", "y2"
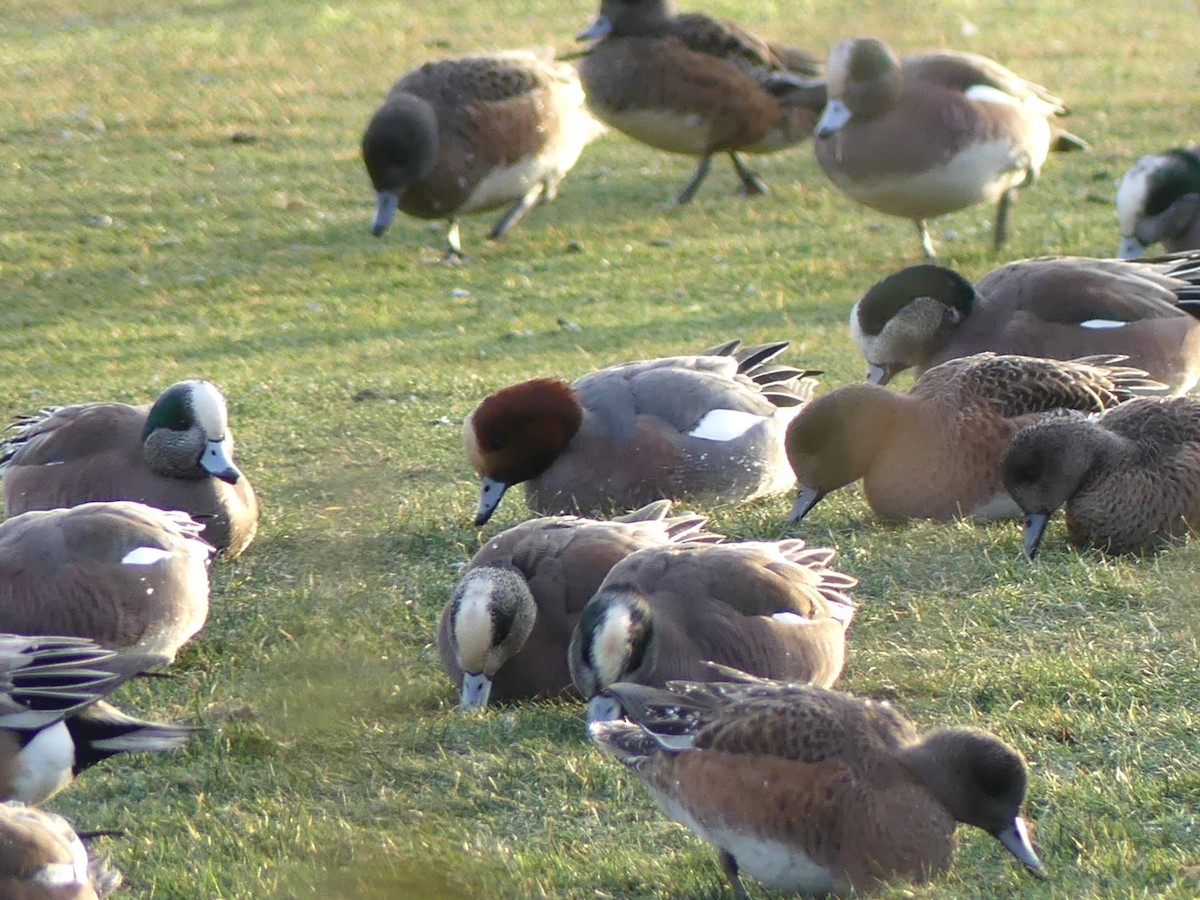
[
  {"x1": 361, "y1": 49, "x2": 602, "y2": 260},
  {"x1": 576, "y1": 0, "x2": 826, "y2": 204},
  {"x1": 1003, "y1": 396, "x2": 1200, "y2": 556},
  {"x1": 786, "y1": 353, "x2": 1159, "y2": 524},
  {"x1": 590, "y1": 671, "x2": 1043, "y2": 896}
]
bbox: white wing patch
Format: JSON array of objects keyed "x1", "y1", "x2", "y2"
[
  {"x1": 964, "y1": 84, "x2": 1021, "y2": 107},
  {"x1": 689, "y1": 409, "x2": 765, "y2": 442},
  {"x1": 122, "y1": 546, "x2": 175, "y2": 566},
  {"x1": 1079, "y1": 319, "x2": 1128, "y2": 330}
]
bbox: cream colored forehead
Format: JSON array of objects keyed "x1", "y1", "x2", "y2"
[
  {"x1": 1116, "y1": 155, "x2": 1159, "y2": 234},
  {"x1": 826, "y1": 40, "x2": 857, "y2": 96},
  {"x1": 591, "y1": 600, "x2": 635, "y2": 690},
  {"x1": 462, "y1": 409, "x2": 485, "y2": 473},
  {"x1": 187, "y1": 381, "x2": 229, "y2": 436},
  {"x1": 453, "y1": 573, "x2": 497, "y2": 671}
]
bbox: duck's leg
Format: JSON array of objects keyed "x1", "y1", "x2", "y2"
[
  {"x1": 443, "y1": 219, "x2": 465, "y2": 264},
  {"x1": 730, "y1": 151, "x2": 770, "y2": 197},
  {"x1": 719, "y1": 850, "x2": 750, "y2": 899},
  {"x1": 993, "y1": 187, "x2": 1016, "y2": 249},
  {"x1": 915, "y1": 219, "x2": 937, "y2": 258},
  {"x1": 676, "y1": 153, "x2": 714, "y2": 205},
  {"x1": 489, "y1": 182, "x2": 547, "y2": 241}
]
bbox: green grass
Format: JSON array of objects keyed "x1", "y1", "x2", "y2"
[{"x1": 3, "y1": 0, "x2": 1200, "y2": 896}]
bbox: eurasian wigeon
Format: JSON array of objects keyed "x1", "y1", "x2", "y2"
[{"x1": 464, "y1": 340, "x2": 818, "y2": 525}]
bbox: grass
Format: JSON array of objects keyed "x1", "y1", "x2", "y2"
[{"x1": 2, "y1": 0, "x2": 1199, "y2": 896}]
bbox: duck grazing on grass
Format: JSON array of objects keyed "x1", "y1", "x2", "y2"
[
  {"x1": 786, "y1": 353, "x2": 1159, "y2": 524},
  {"x1": 0, "y1": 634, "x2": 194, "y2": 804},
  {"x1": 437, "y1": 501, "x2": 718, "y2": 710},
  {"x1": 575, "y1": 0, "x2": 826, "y2": 204},
  {"x1": 589, "y1": 670, "x2": 1043, "y2": 896},
  {"x1": 463, "y1": 340, "x2": 818, "y2": 526},
  {"x1": 0, "y1": 380, "x2": 258, "y2": 558},
  {"x1": 849, "y1": 254, "x2": 1200, "y2": 393},
  {"x1": 0, "y1": 801, "x2": 123, "y2": 898},
  {"x1": 1116, "y1": 146, "x2": 1200, "y2": 259},
  {"x1": 567, "y1": 539, "x2": 856, "y2": 723},
  {"x1": 1003, "y1": 396, "x2": 1200, "y2": 556},
  {"x1": 813, "y1": 37, "x2": 1086, "y2": 257},
  {"x1": 361, "y1": 49, "x2": 603, "y2": 261}
]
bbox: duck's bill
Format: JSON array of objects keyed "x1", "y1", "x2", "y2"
[
  {"x1": 371, "y1": 191, "x2": 399, "y2": 236},
  {"x1": 459, "y1": 672, "x2": 493, "y2": 711},
  {"x1": 1022, "y1": 511, "x2": 1050, "y2": 559},
  {"x1": 789, "y1": 484, "x2": 826, "y2": 524},
  {"x1": 994, "y1": 817, "x2": 1045, "y2": 878},
  {"x1": 473, "y1": 476, "x2": 509, "y2": 526}
]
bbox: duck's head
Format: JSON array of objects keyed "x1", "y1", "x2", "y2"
[
  {"x1": 463, "y1": 379, "x2": 584, "y2": 526},
  {"x1": 142, "y1": 380, "x2": 241, "y2": 483},
  {"x1": 568, "y1": 587, "x2": 655, "y2": 723},
  {"x1": 851, "y1": 265, "x2": 976, "y2": 385}
]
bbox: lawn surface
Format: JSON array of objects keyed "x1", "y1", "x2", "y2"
[{"x1": 3, "y1": 0, "x2": 1199, "y2": 896}]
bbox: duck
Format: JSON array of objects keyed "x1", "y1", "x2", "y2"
[
  {"x1": 0, "y1": 801, "x2": 123, "y2": 898},
  {"x1": 0, "y1": 502, "x2": 211, "y2": 661},
  {"x1": 0, "y1": 380, "x2": 258, "y2": 558},
  {"x1": 361, "y1": 49, "x2": 603, "y2": 261},
  {"x1": 0, "y1": 633, "x2": 194, "y2": 804},
  {"x1": 464, "y1": 340, "x2": 818, "y2": 526},
  {"x1": 1116, "y1": 145, "x2": 1200, "y2": 259},
  {"x1": 1002, "y1": 396, "x2": 1200, "y2": 556},
  {"x1": 567, "y1": 539, "x2": 856, "y2": 722},
  {"x1": 438, "y1": 500, "x2": 719, "y2": 710},
  {"x1": 589, "y1": 669, "x2": 1044, "y2": 896},
  {"x1": 786, "y1": 352, "x2": 1158, "y2": 524},
  {"x1": 849, "y1": 254, "x2": 1200, "y2": 393},
  {"x1": 575, "y1": 0, "x2": 826, "y2": 204},
  {"x1": 813, "y1": 37, "x2": 1086, "y2": 257}
]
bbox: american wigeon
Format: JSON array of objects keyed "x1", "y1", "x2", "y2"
[
  {"x1": 786, "y1": 353, "x2": 1158, "y2": 524},
  {"x1": 850, "y1": 255, "x2": 1200, "y2": 393},
  {"x1": 1003, "y1": 396, "x2": 1200, "y2": 556},
  {"x1": 813, "y1": 37, "x2": 1086, "y2": 257},
  {"x1": 576, "y1": 0, "x2": 826, "y2": 204},
  {"x1": 0, "y1": 503, "x2": 211, "y2": 661},
  {"x1": 464, "y1": 340, "x2": 818, "y2": 525},
  {"x1": 1, "y1": 380, "x2": 258, "y2": 557},
  {"x1": 589, "y1": 671, "x2": 1043, "y2": 895},
  {"x1": 0, "y1": 801, "x2": 123, "y2": 899},
  {"x1": 361, "y1": 49, "x2": 603, "y2": 260},
  {"x1": 438, "y1": 500, "x2": 718, "y2": 710},
  {"x1": 567, "y1": 539, "x2": 856, "y2": 722},
  {"x1": 1117, "y1": 146, "x2": 1200, "y2": 259},
  {"x1": 0, "y1": 634, "x2": 193, "y2": 804}
]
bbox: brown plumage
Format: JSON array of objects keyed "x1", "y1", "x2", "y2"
[
  {"x1": 576, "y1": 0, "x2": 825, "y2": 204},
  {"x1": 1003, "y1": 396, "x2": 1200, "y2": 555},
  {"x1": 786, "y1": 353, "x2": 1160, "y2": 524},
  {"x1": 851, "y1": 254, "x2": 1200, "y2": 393},
  {"x1": 437, "y1": 501, "x2": 718, "y2": 710},
  {"x1": 567, "y1": 540, "x2": 856, "y2": 722},
  {"x1": 0, "y1": 380, "x2": 257, "y2": 558},
  {"x1": 0, "y1": 802, "x2": 122, "y2": 899},
  {"x1": 814, "y1": 37, "x2": 1086, "y2": 256},
  {"x1": 589, "y1": 672, "x2": 1043, "y2": 896},
  {"x1": 0, "y1": 502, "x2": 211, "y2": 660},
  {"x1": 361, "y1": 50, "x2": 602, "y2": 259}
]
